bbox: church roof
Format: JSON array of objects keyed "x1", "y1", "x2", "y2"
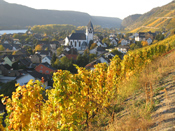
[
  {"x1": 87, "y1": 21, "x2": 93, "y2": 29},
  {"x1": 69, "y1": 33, "x2": 86, "y2": 40}
]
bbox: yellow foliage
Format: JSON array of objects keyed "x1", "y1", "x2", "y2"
[
  {"x1": 1, "y1": 35, "x2": 175, "y2": 130},
  {"x1": 155, "y1": 19, "x2": 168, "y2": 27},
  {"x1": 35, "y1": 44, "x2": 42, "y2": 51},
  {"x1": 142, "y1": 41, "x2": 148, "y2": 47},
  {"x1": 147, "y1": 18, "x2": 161, "y2": 27}
]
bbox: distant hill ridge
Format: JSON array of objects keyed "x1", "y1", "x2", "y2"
[
  {"x1": 122, "y1": 1, "x2": 175, "y2": 32},
  {"x1": 0, "y1": 0, "x2": 122, "y2": 29}
]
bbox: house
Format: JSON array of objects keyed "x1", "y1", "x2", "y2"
[
  {"x1": 146, "y1": 38, "x2": 153, "y2": 45},
  {"x1": 135, "y1": 32, "x2": 146, "y2": 41},
  {"x1": 1, "y1": 44, "x2": 13, "y2": 50},
  {"x1": 12, "y1": 44, "x2": 21, "y2": 50},
  {"x1": 42, "y1": 56, "x2": 52, "y2": 65},
  {"x1": 96, "y1": 41, "x2": 107, "y2": 48},
  {"x1": 35, "y1": 50, "x2": 52, "y2": 59},
  {"x1": 110, "y1": 38, "x2": 118, "y2": 46},
  {"x1": 3, "y1": 55, "x2": 24, "y2": 66},
  {"x1": 121, "y1": 39, "x2": 130, "y2": 46},
  {"x1": 65, "y1": 54, "x2": 78, "y2": 61},
  {"x1": 85, "y1": 60, "x2": 98, "y2": 70},
  {"x1": 64, "y1": 21, "x2": 94, "y2": 50},
  {"x1": 117, "y1": 45, "x2": 130, "y2": 54},
  {"x1": 35, "y1": 62, "x2": 56, "y2": 75},
  {"x1": 13, "y1": 39, "x2": 21, "y2": 44},
  {"x1": 50, "y1": 41, "x2": 60, "y2": 50},
  {"x1": 90, "y1": 46, "x2": 106, "y2": 56},
  {"x1": 30, "y1": 54, "x2": 41, "y2": 63},
  {"x1": 85, "y1": 53, "x2": 113, "y2": 70},
  {"x1": 15, "y1": 49, "x2": 28, "y2": 56},
  {"x1": 16, "y1": 71, "x2": 51, "y2": 87},
  {"x1": 0, "y1": 64, "x2": 20, "y2": 83},
  {"x1": 18, "y1": 58, "x2": 32, "y2": 68}
]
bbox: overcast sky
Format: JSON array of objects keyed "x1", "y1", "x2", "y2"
[{"x1": 4, "y1": 0, "x2": 173, "y2": 19}]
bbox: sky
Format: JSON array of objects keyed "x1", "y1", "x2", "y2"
[{"x1": 4, "y1": 0, "x2": 173, "y2": 19}]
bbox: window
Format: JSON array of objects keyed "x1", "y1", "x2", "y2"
[
  {"x1": 41, "y1": 66, "x2": 43, "y2": 69},
  {"x1": 40, "y1": 70, "x2": 43, "y2": 73},
  {"x1": 70, "y1": 41, "x2": 73, "y2": 46},
  {"x1": 79, "y1": 41, "x2": 81, "y2": 47},
  {"x1": 46, "y1": 70, "x2": 49, "y2": 74},
  {"x1": 75, "y1": 41, "x2": 77, "y2": 47}
]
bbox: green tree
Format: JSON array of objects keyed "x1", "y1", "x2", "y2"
[
  {"x1": 0, "y1": 45, "x2": 5, "y2": 51},
  {"x1": 155, "y1": 33, "x2": 164, "y2": 41},
  {"x1": 51, "y1": 53, "x2": 57, "y2": 66},
  {"x1": 0, "y1": 80, "x2": 16, "y2": 97},
  {"x1": 89, "y1": 54, "x2": 97, "y2": 62},
  {"x1": 88, "y1": 40, "x2": 94, "y2": 49},
  {"x1": 76, "y1": 54, "x2": 89, "y2": 67},
  {"x1": 27, "y1": 47, "x2": 33, "y2": 55},
  {"x1": 57, "y1": 47, "x2": 64, "y2": 56},
  {"x1": 111, "y1": 49, "x2": 123, "y2": 59}
]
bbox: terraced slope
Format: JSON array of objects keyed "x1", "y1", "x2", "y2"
[{"x1": 123, "y1": 1, "x2": 175, "y2": 33}]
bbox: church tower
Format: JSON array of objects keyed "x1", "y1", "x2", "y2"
[{"x1": 86, "y1": 21, "x2": 94, "y2": 44}]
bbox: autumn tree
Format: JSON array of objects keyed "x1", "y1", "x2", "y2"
[
  {"x1": 0, "y1": 45, "x2": 5, "y2": 51},
  {"x1": 142, "y1": 41, "x2": 148, "y2": 47},
  {"x1": 90, "y1": 43, "x2": 97, "y2": 50},
  {"x1": 57, "y1": 47, "x2": 64, "y2": 56},
  {"x1": 35, "y1": 45, "x2": 42, "y2": 51}
]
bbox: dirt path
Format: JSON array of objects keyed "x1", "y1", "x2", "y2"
[{"x1": 149, "y1": 71, "x2": 175, "y2": 131}]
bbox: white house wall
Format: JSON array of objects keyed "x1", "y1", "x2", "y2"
[
  {"x1": 42, "y1": 57, "x2": 51, "y2": 65},
  {"x1": 16, "y1": 74, "x2": 35, "y2": 86}
]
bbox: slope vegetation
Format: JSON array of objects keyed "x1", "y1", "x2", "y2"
[{"x1": 122, "y1": 1, "x2": 175, "y2": 33}]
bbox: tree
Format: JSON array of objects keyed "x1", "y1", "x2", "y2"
[
  {"x1": 76, "y1": 54, "x2": 89, "y2": 67},
  {"x1": 90, "y1": 43, "x2": 97, "y2": 50},
  {"x1": 60, "y1": 56, "x2": 72, "y2": 69},
  {"x1": 51, "y1": 53, "x2": 57, "y2": 66},
  {"x1": 102, "y1": 38, "x2": 111, "y2": 47},
  {"x1": 27, "y1": 47, "x2": 33, "y2": 55},
  {"x1": 88, "y1": 40, "x2": 94, "y2": 49},
  {"x1": 141, "y1": 41, "x2": 148, "y2": 47},
  {"x1": 0, "y1": 80, "x2": 16, "y2": 97},
  {"x1": 35, "y1": 45, "x2": 42, "y2": 51},
  {"x1": 130, "y1": 42, "x2": 142, "y2": 50},
  {"x1": 83, "y1": 48, "x2": 90, "y2": 56},
  {"x1": 155, "y1": 33, "x2": 164, "y2": 41},
  {"x1": 0, "y1": 45, "x2": 4, "y2": 51},
  {"x1": 57, "y1": 47, "x2": 64, "y2": 56},
  {"x1": 89, "y1": 54, "x2": 97, "y2": 62},
  {"x1": 12, "y1": 51, "x2": 16, "y2": 55},
  {"x1": 111, "y1": 49, "x2": 123, "y2": 59}
]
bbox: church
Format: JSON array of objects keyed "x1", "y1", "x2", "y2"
[{"x1": 64, "y1": 21, "x2": 94, "y2": 51}]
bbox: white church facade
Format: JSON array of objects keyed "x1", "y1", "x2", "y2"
[{"x1": 64, "y1": 21, "x2": 94, "y2": 50}]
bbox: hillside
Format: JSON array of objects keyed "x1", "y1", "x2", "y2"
[
  {"x1": 122, "y1": 1, "x2": 175, "y2": 33},
  {"x1": 0, "y1": 0, "x2": 122, "y2": 29},
  {"x1": 121, "y1": 14, "x2": 141, "y2": 28}
]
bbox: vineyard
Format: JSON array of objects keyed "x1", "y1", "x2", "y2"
[{"x1": 1, "y1": 35, "x2": 175, "y2": 130}]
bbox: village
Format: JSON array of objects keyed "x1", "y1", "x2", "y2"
[{"x1": 0, "y1": 21, "x2": 165, "y2": 90}]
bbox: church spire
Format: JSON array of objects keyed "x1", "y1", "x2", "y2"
[{"x1": 87, "y1": 20, "x2": 93, "y2": 30}]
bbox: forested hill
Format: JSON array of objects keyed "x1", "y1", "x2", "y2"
[
  {"x1": 122, "y1": 1, "x2": 175, "y2": 32},
  {"x1": 0, "y1": 0, "x2": 122, "y2": 29}
]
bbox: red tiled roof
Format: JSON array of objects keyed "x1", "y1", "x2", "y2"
[{"x1": 65, "y1": 54, "x2": 77, "y2": 60}]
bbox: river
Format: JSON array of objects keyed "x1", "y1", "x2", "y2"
[{"x1": 0, "y1": 29, "x2": 28, "y2": 35}]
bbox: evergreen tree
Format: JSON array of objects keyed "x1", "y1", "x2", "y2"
[{"x1": 51, "y1": 53, "x2": 57, "y2": 66}]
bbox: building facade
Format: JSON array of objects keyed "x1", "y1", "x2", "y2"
[{"x1": 64, "y1": 21, "x2": 94, "y2": 50}]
